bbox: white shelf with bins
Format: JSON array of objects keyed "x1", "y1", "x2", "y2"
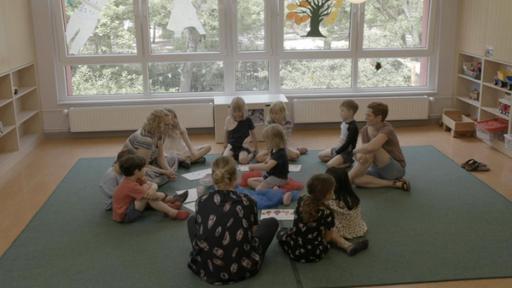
[
  {"x1": 455, "y1": 52, "x2": 512, "y2": 157},
  {"x1": 0, "y1": 63, "x2": 42, "y2": 169}
]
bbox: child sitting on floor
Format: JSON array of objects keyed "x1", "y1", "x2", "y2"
[
  {"x1": 101, "y1": 149, "x2": 186, "y2": 211},
  {"x1": 318, "y1": 100, "x2": 359, "y2": 168},
  {"x1": 164, "y1": 108, "x2": 211, "y2": 169},
  {"x1": 100, "y1": 149, "x2": 135, "y2": 211},
  {"x1": 325, "y1": 167, "x2": 369, "y2": 256},
  {"x1": 112, "y1": 154, "x2": 189, "y2": 223},
  {"x1": 223, "y1": 97, "x2": 258, "y2": 164},
  {"x1": 255, "y1": 101, "x2": 307, "y2": 162},
  {"x1": 278, "y1": 173, "x2": 366, "y2": 262},
  {"x1": 248, "y1": 124, "x2": 293, "y2": 205}
]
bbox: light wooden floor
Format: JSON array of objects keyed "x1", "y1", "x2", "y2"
[{"x1": 1, "y1": 124, "x2": 511, "y2": 288}]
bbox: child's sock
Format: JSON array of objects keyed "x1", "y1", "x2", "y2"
[{"x1": 171, "y1": 210, "x2": 190, "y2": 221}]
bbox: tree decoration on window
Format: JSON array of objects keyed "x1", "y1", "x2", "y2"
[{"x1": 286, "y1": 0, "x2": 344, "y2": 38}]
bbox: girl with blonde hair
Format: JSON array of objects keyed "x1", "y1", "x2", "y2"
[
  {"x1": 223, "y1": 97, "x2": 257, "y2": 164},
  {"x1": 256, "y1": 101, "x2": 307, "y2": 162},
  {"x1": 163, "y1": 108, "x2": 211, "y2": 168},
  {"x1": 187, "y1": 156, "x2": 278, "y2": 284},
  {"x1": 121, "y1": 109, "x2": 178, "y2": 186},
  {"x1": 248, "y1": 124, "x2": 293, "y2": 205}
]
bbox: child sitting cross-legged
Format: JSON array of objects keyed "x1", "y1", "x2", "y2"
[
  {"x1": 247, "y1": 124, "x2": 293, "y2": 205},
  {"x1": 318, "y1": 100, "x2": 359, "y2": 168},
  {"x1": 325, "y1": 167, "x2": 369, "y2": 256},
  {"x1": 112, "y1": 154, "x2": 189, "y2": 223},
  {"x1": 277, "y1": 173, "x2": 367, "y2": 263},
  {"x1": 255, "y1": 101, "x2": 307, "y2": 162}
]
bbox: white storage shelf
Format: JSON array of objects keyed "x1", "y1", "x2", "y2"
[
  {"x1": 455, "y1": 52, "x2": 512, "y2": 157},
  {"x1": 0, "y1": 63, "x2": 41, "y2": 165}
]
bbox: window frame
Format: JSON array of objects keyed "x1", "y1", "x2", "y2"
[{"x1": 51, "y1": 0, "x2": 439, "y2": 103}]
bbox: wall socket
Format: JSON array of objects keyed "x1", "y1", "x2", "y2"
[{"x1": 485, "y1": 47, "x2": 494, "y2": 57}]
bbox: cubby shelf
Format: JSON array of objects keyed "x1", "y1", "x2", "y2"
[
  {"x1": 456, "y1": 52, "x2": 512, "y2": 157},
  {"x1": 0, "y1": 63, "x2": 41, "y2": 168}
]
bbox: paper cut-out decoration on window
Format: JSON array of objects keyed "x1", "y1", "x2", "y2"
[
  {"x1": 286, "y1": 0, "x2": 344, "y2": 38},
  {"x1": 65, "y1": 0, "x2": 108, "y2": 54},
  {"x1": 375, "y1": 62, "x2": 382, "y2": 71},
  {"x1": 168, "y1": 0, "x2": 206, "y2": 37}
]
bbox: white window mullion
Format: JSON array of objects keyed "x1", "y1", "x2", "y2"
[
  {"x1": 136, "y1": 0, "x2": 150, "y2": 99},
  {"x1": 223, "y1": 0, "x2": 235, "y2": 95},
  {"x1": 352, "y1": 2, "x2": 365, "y2": 90},
  {"x1": 270, "y1": 0, "x2": 283, "y2": 94}
]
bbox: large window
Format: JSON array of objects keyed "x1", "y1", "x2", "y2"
[{"x1": 54, "y1": 0, "x2": 436, "y2": 100}]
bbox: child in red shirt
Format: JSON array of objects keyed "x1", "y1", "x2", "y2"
[{"x1": 113, "y1": 154, "x2": 189, "y2": 223}]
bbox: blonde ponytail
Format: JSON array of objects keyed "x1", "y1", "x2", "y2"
[{"x1": 212, "y1": 156, "x2": 238, "y2": 189}]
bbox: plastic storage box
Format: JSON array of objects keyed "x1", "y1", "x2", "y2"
[
  {"x1": 476, "y1": 118, "x2": 508, "y2": 144},
  {"x1": 505, "y1": 134, "x2": 512, "y2": 151}
]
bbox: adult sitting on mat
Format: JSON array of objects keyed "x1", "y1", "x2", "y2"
[
  {"x1": 348, "y1": 102, "x2": 410, "y2": 191},
  {"x1": 121, "y1": 109, "x2": 178, "y2": 186},
  {"x1": 187, "y1": 156, "x2": 278, "y2": 285}
]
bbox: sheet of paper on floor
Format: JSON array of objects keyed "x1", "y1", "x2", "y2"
[
  {"x1": 289, "y1": 164, "x2": 302, "y2": 172},
  {"x1": 238, "y1": 165, "x2": 250, "y2": 172},
  {"x1": 182, "y1": 168, "x2": 212, "y2": 181},
  {"x1": 260, "y1": 209, "x2": 295, "y2": 221},
  {"x1": 184, "y1": 202, "x2": 196, "y2": 212}
]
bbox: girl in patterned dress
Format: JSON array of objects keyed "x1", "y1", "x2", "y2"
[
  {"x1": 325, "y1": 167, "x2": 369, "y2": 256},
  {"x1": 256, "y1": 101, "x2": 307, "y2": 162},
  {"x1": 187, "y1": 156, "x2": 278, "y2": 284},
  {"x1": 278, "y1": 174, "x2": 354, "y2": 263}
]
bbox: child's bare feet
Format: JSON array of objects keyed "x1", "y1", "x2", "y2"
[
  {"x1": 297, "y1": 147, "x2": 308, "y2": 155},
  {"x1": 282, "y1": 192, "x2": 293, "y2": 206}
]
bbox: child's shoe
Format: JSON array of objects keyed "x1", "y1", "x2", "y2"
[
  {"x1": 179, "y1": 160, "x2": 192, "y2": 169},
  {"x1": 347, "y1": 239, "x2": 369, "y2": 256},
  {"x1": 173, "y1": 190, "x2": 189, "y2": 203}
]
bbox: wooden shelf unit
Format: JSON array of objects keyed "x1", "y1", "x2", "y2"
[
  {"x1": 455, "y1": 52, "x2": 512, "y2": 157},
  {"x1": 0, "y1": 63, "x2": 41, "y2": 168}
]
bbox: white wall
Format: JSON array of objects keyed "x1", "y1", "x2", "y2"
[
  {"x1": 32, "y1": 0, "x2": 459, "y2": 133},
  {"x1": 0, "y1": 0, "x2": 36, "y2": 74}
]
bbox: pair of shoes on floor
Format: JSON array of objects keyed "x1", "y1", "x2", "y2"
[
  {"x1": 347, "y1": 238, "x2": 369, "y2": 256},
  {"x1": 461, "y1": 159, "x2": 490, "y2": 172}
]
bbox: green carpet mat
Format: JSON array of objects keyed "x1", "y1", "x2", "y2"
[{"x1": 1, "y1": 146, "x2": 512, "y2": 288}]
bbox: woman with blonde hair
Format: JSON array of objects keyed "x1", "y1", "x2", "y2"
[
  {"x1": 121, "y1": 109, "x2": 178, "y2": 186},
  {"x1": 255, "y1": 101, "x2": 307, "y2": 162},
  {"x1": 163, "y1": 108, "x2": 211, "y2": 168},
  {"x1": 187, "y1": 156, "x2": 278, "y2": 284}
]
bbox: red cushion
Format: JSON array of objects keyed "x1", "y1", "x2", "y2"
[
  {"x1": 240, "y1": 171, "x2": 263, "y2": 187},
  {"x1": 278, "y1": 178, "x2": 304, "y2": 192}
]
